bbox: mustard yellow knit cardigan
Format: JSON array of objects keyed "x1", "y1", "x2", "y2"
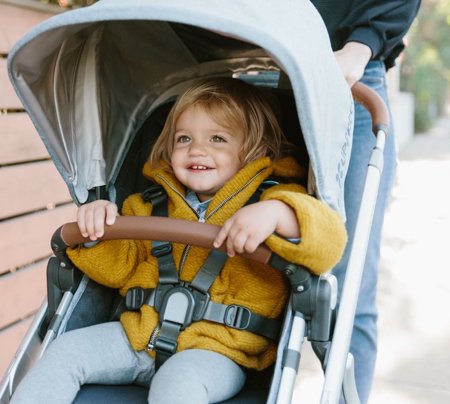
[{"x1": 67, "y1": 157, "x2": 347, "y2": 370}]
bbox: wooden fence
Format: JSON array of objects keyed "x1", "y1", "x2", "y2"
[{"x1": 0, "y1": 0, "x2": 76, "y2": 377}]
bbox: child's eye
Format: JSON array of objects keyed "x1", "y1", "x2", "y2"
[
  {"x1": 176, "y1": 135, "x2": 191, "y2": 143},
  {"x1": 211, "y1": 135, "x2": 226, "y2": 143}
]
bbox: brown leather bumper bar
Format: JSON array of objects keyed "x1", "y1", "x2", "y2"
[
  {"x1": 351, "y1": 82, "x2": 390, "y2": 136},
  {"x1": 57, "y1": 216, "x2": 273, "y2": 265}
]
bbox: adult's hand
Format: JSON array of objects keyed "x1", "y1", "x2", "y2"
[{"x1": 335, "y1": 41, "x2": 372, "y2": 88}]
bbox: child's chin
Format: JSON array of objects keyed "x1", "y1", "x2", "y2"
[
  {"x1": 191, "y1": 184, "x2": 219, "y2": 193},
  {"x1": 193, "y1": 187, "x2": 218, "y2": 198},
  {"x1": 193, "y1": 188, "x2": 214, "y2": 195}
]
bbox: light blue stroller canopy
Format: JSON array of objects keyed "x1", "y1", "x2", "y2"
[{"x1": 7, "y1": 0, "x2": 353, "y2": 217}]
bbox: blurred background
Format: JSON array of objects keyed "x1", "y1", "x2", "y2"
[{"x1": 1, "y1": 0, "x2": 449, "y2": 402}]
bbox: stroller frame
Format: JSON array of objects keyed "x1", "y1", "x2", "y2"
[{"x1": 1, "y1": 1, "x2": 389, "y2": 402}]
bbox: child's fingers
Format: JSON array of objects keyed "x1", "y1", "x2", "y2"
[
  {"x1": 242, "y1": 235, "x2": 261, "y2": 254},
  {"x1": 76, "y1": 200, "x2": 117, "y2": 241},
  {"x1": 225, "y1": 225, "x2": 244, "y2": 257},
  {"x1": 105, "y1": 203, "x2": 118, "y2": 225},
  {"x1": 228, "y1": 231, "x2": 248, "y2": 254},
  {"x1": 84, "y1": 207, "x2": 98, "y2": 240},
  {"x1": 93, "y1": 205, "x2": 107, "y2": 238},
  {"x1": 225, "y1": 235, "x2": 236, "y2": 257},
  {"x1": 213, "y1": 221, "x2": 231, "y2": 248},
  {"x1": 77, "y1": 207, "x2": 88, "y2": 238}
]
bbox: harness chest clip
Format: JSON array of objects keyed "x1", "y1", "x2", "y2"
[{"x1": 159, "y1": 286, "x2": 196, "y2": 330}]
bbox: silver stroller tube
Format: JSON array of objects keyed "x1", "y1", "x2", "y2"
[{"x1": 321, "y1": 82, "x2": 389, "y2": 404}]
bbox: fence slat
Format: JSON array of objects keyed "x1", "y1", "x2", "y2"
[
  {"x1": 0, "y1": 261, "x2": 46, "y2": 330},
  {"x1": 0, "y1": 204, "x2": 77, "y2": 275},
  {"x1": 0, "y1": 113, "x2": 48, "y2": 165},
  {"x1": 0, "y1": 59, "x2": 21, "y2": 108},
  {"x1": 0, "y1": 2, "x2": 56, "y2": 54},
  {"x1": 0, "y1": 161, "x2": 72, "y2": 220}
]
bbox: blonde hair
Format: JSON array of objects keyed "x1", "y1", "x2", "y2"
[{"x1": 149, "y1": 77, "x2": 287, "y2": 169}]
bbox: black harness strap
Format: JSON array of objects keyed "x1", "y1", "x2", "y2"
[
  {"x1": 203, "y1": 302, "x2": 281, "y2": 340},
  {"x1": 144, "y1": 185, "x2": 178, "y2": 285},
  {"x1": 190, "y1": 249, "x2": 228, "y2": 293},
  {"x1": 151, "y1": 240, "x2": 178, "y2": 284},
  {"x1": 244, "y1": 179, "x2": 274, "y2": 206},
  {"x1": 153, "y1": 248, "x2": 229, "y2": 368}
]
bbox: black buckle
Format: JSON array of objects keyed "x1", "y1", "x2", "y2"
[
  {"x1": 154, "y1": 284, "x2": 174, "y2": 312},
  {"x1": 142, "y1": 185, "x2": 166, "y2": 203},
  {"x1": 154, "y1": 282, "x2": 210, "y2": 325},
  {"x1": 154, "y1": 336, "x2": 178, "y2": 355},
  {"x1": 191, "y1": 287, "x2": 211, "y2": 321},
  {"x1": 125, "y1": 287, "x2": 146, "y2": 311},
  {"x1": 224, "y1": 305, "x2": 251, "y2": 330},
  {"x1": 152, "y1": 243, "x2": 172, "y2": 257}
]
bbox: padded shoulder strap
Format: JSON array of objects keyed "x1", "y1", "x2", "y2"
[
  {"x1": 143, "y1": 184, "x2": 178, "y2": 284},
  {"x1": 142, "y1": 183, "x2": 167, "y2": 212},
  {"x1": 245, "y1": 178, "x2": 279, "y2": 206}
]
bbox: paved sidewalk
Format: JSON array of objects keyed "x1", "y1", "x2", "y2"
[
  {"x1": 372, "y1": 116, "x2": 450, "y2": 403},
  {"x1": 293, "y1": 116, "x2": 450, "y2": 402}
]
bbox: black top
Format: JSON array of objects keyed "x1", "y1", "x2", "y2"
[{"x1": 310, "y1": 0, "x2": 421, "y2": 69}]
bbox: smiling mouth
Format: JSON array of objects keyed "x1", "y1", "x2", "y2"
[{"x1": 188, "y1": 165, "x2": 213, "y2": 171}]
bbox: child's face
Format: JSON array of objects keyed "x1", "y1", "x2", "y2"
[{"x1": 171, "y1": 105, "x2": 244, "y2": 202}]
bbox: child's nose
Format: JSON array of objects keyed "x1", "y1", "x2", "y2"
[{"x1": 188, "y1": 140, "x2": 207, "y2": 155}]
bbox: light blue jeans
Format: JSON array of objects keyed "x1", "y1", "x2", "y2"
[
  {"x1": 11, "y1": 322, "x2": 246, "y2": 404},
  {"x1": 332, "y1": 61, "x2": 396, "y2": 403}
]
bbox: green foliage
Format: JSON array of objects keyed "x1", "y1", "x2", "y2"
[{"x1": 400, "y1": 0, "x2": 450, "y2": 132}]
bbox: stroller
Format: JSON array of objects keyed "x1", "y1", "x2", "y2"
[{"x1": 0, "y1": 1, "x2": 389, "y2": 403}]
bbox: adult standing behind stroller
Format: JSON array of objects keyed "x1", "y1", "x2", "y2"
[
  {"x1": 309, "y1": 1, "x2": 421, "y2": 402},
  {"x1": 11, "y1": 78, "x2": 347, "y2": 404}
]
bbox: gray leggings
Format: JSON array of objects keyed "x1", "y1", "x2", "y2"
[{"x1": 11, "y1": 322, "x2": 246, "y2": 404}]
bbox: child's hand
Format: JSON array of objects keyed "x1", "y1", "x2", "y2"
[
  {"x1": 213, "y1": 200, "x2": 299, "y2": 257},
  {"x1": 76, "y1": 200, "x2": 118, "y2": 241}
]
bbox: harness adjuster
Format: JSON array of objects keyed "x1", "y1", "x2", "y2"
[
  {"x1": 125, "y1": 287, "x2": 147, "y2": 311},
  {"x1": 224, "y1": 305, "x2": 251, "y2": 330},
  {"x1": 142, "y1": 184, "x2": 166, "y2": 203},
  {"x1": 151, "y1": 243, "x2": 172, "y2": 257},
  {"x1": 153, "y1": 336, "x2": 178, "y2": 355},
  {"x1": 191, "y1": 287, "x2": 211, "y2": 321}
]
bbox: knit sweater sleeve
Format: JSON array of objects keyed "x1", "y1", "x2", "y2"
[
  {"x1": 261, "y1": 184, "x2": 347, "y2": 275},
  {"x1": 66, "y1": 194, "x2": 152, "y2": 288}
]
